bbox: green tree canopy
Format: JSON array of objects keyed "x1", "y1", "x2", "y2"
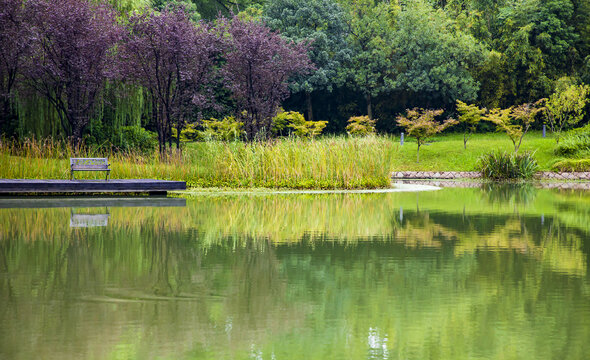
[
  {"x1": 264, "y1": 0, "x2": 351, "y2": 121},
  {"x1": 342, "y1": 0, "x2": 398, "y2": 119},
  {"x1": 392, "y1": 1, "x2": 487, "y2": 107}
]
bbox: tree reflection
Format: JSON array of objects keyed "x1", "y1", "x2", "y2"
[{"x1": 0, "y1": 188, "x2": 589, "y2": 359}]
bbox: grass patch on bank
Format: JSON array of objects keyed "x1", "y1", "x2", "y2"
[
  {"x1": 0, "y1": 131, "x2": 563, "y2": 189},
  {"x1": 392, "y1": 131, "x2": 555, "y2": 171},
  {"x1": 0, "y1": 136, "x2": 397, "y2": 189}
]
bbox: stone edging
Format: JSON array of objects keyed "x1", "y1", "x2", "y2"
[
  {"x1": 391, "y1": 171, "x2": 590, "y2": 180},
  {"x1": 391, "y1": 171, "x2": 480, "y2": 179},
  {"x1": 394, "y1": 179, "x2": 590, "y2": 190}
]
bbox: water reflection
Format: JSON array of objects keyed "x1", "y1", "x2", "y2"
[{"x1": 0, "y1": 189, "x2": 589, "y2": 359}]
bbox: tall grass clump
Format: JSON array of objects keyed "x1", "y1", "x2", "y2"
[
  {"x1": 477, "y1": 151, "x2": 538, "y2": 181},
  {"x1": 0, "y1": 135, "x2": 398, "y2": 189},
  {"x1": 183, "y1": 135, "x2": 397, "y2": 189},
  {"x1": 554, "y1": 124, "x2": 590, "y2": 157}
]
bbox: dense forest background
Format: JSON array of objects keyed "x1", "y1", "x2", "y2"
[{"x1": 2, "y1": 0, "x2": 590, "y2": 147}]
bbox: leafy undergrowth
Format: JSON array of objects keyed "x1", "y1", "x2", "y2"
[{"x1": 551, "y1": 158, "x2": 590, "y2": 172}]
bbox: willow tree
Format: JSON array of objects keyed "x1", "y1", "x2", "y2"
[
  {"x1": 0, "y1": 0, "x2": 30, "y2": 133},
  {"x1": 120, "y1": 6, "x2": 222, "y2": 153},
  {"x1": 24, "y1": 0, "x2": 122, "y2": 145}
]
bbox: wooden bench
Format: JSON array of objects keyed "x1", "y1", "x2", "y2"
[{"x1": 70, "y1": 158, "x2": 110, "y2": 180}]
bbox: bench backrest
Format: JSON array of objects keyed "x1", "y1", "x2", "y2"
[{"x1": 70, "y1": 158, "x2": 109, "y2": 170}]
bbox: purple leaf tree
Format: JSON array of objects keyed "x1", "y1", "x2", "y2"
[
  {"x1": 24, "y1": 0, "x2": 122, "y2": 145},
  {"x1": 222, "y1": 16, "x2": 312, "y2": 140},
  {"x1": 120, "y1": 7, "x2": 222, "y2": 154},
  {"x1": 0, "y1": 0, "x2": 31, "y2": 131}
]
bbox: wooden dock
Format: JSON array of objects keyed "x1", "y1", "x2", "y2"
[{"x1": 0, "y1": 179, "x2": 186, "y2": 195}]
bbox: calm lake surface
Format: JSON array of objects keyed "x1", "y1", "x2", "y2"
[{"x1": 1, "y1": 186, "x2": 589, "y2": 360}]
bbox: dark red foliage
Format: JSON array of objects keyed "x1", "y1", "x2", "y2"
[
  {"x1": 0, "y1": 0, "x2": 31, "y2": 130},
  {"x1": 120, "y1": 7, "x2": 222, "y2": 153},
  {"x1": 222, "y1": 16, "x2": 313, "y2": 140},
  {"x1": 24, "y1": 0, "x2": 122, "y2": 143}
]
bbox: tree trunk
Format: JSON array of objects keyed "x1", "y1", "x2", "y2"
[
  {"x1": 366, "y1": 94, "x2": 373, "y2": 120},
  {"x1": 416, "y1": 143, "x2": 421, "y2": 163},
  {"x1": 68, "y1": 107, "x2": 87, "y2": 149},
  {"x1": 464, "y1": 132, "x2": 468, "y2": 149},
  {"x1": 0, "y1": 97, "x2": 16, "y2": 134},
  {"x1": 305, "y1": 91, "x2": 313, "y2": 122}
]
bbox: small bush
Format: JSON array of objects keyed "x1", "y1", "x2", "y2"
[
  {"x1": 272, "y1": 111, "x2": 327, "y2": 138},
  {"x1": 171, "y1": 123, "x2": 200, "y2": 142},
  {"x1": 477, "y1": 151, "x2": 539, "y2": 180},
  {"x1": 199, "y1": 116, "x2": 245, "y2": 141},
  {"x1": 346, "y1": 116, "x2": 376, "y2": 136},
  {"x1": 554, "y1": 124, "x2": 590, "y2": 157},
  {"x1": 551, "y1": 158, "x2": 590, "y2": 172},
  {"x1": 118, "y1": 126, "x2": 157, "y2": 154},
  {"x1": 554, "y1": 134, "x2": 590, "y2": 157}
]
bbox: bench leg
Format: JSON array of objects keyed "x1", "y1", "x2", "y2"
[{"x1": 106, "y1": 171, "x2": 110, "y2": 181}]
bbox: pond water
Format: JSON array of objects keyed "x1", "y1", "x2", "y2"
[{"x1": 1, "y1": 186, "x2": 589, "y2": 360}]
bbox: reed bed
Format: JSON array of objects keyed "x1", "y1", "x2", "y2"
[{"x1": 0, "y1": 136, "x2": 398, "y2": 189}]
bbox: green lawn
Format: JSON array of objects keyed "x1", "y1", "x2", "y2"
[{"x1": 391, "y1": 131, "x2": 557, "y2": 171}]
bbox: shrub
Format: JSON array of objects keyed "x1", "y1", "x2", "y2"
[
  {"x1": 543, "y1": 84, "x2": 590, "y2": 143},
  {"x1": 171, "y1": 123, "x2": 200, "y2": 142},
  {"x1": 117, "y1": 126, "x2": 157, "y2": 154},
  {"x1": 198, "y1": 116, "x2": 245, "y2": 141},
  {"x1": 554, "y1": 124, "x2": 590, "y2": 157},
  {"x1": 346, "y1": 115, "x2": 376, "y2": 136},
  {"x1": 272, "y1": 111, "x2": 327, "y2": 138},
  {"x1": 551, "y1": 158, "x2": 590, "y2": 172},
  {"x1": 554, "y1": 134, "x2": 590, "y2": 157},
  {"x1": 477, "y1": 151, "x2": 539, "y2": 181}
]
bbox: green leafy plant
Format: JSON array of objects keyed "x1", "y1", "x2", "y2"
[
  {"x1": 117, "y1": 126, "x2": 157, "y2": 154},
  {"x1": 198, "y1": 116, "x2": 245, "y2": 141},
  {"x1": 477, "y1": 151, "x2": 539, "y2": 181},
  {"x1": 171, "y1": 123, "x2": 200, "y2": 142},
  {"x1": 554, "y1": 134, "x2": 590, "y2": 157},
  {"x1": 396, "y1": 108, "x2": 457, "y2": 162},
  {"x1": 272, "y1": 111, "x2": 327, "y2": 138},
  {"x1": 485, "y1": 102, "x2": 542, "y2": 153},
  {"x1": 345, "y1": 115, "x2": 377, "y2": 136},
  {"x1": 456, "y1": 100, "x2": 486, "y2": 149},
  {"x1": 553, "y1": 124, "x2": 590, "y2": 157},
  {"x1": 543, "y1": 84, "x2": 590, "y2": 143}
]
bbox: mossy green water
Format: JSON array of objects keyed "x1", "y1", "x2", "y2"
[{"x1": 1, "y1": 187, "x2": 589, "y2": 359}]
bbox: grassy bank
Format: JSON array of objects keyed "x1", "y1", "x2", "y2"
[
  {"x1": 393, "y1": 131, "x2": 556, "y2": 171},
  {"x1": 0, "y1": 132, "x2": 562, "y2": 189},
  {"x1": 0, "y1": 136, "x2": 396, "y2": 189}
]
